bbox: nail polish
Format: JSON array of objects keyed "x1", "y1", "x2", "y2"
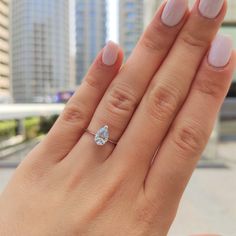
[
  {"x1": 199, "y1": 0, "x2": 224, "y2": 19},
  {"x1": 102, "y1": 41, "x2": 119, "y2": 66},
  {"x1": 208, "y1": 34, "x2": 233, "y2": 68},
  {"x1": 161, "y1": 0, "x2": 188, "y2": 27}
]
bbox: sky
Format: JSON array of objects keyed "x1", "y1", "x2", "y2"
[
  {"x1": 69, "y1": 0, "x2": 118, "y2": 55},
  {"x1": 107, "y1": 0, "x2": 119, "y2": 42}
]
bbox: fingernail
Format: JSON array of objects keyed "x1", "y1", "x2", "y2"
[
  {"x1": 161, "y1": 0, "x2": 188, "y2": 27},
  {"x1": 199, "y1": 0, "x2": 224, "y2": 19},
  {"x1": 208, "y1": 34, "x2": 233, "y2": 68},
  {"x1": 102, "y1": 41, "x2": 119, "y2": 66}
]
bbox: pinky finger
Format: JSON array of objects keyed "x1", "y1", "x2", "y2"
[{"x1": 28, "y1": 41, "x2": 123, "y2": 164}]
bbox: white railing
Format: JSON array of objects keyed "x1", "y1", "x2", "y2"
[{"x1": 0, "y1": 104, "x2": 65, "y2": 120}]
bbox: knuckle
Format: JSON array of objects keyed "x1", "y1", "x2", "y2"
[
  {"x1": 147, "y1": 85, "x2": 180, "y2": 122},
  {"x1": 140, "y1": 35, "x2": 165, "y2": 53},
  {"x1": 179, "y1": 30, "x2": 208, "y2": 50},
  {"x1": 106, "y1": 83, "x2": 138, "y2": 114},
  {"x1": 140, "y1": 24, "x2": 170, "y2": 53},
  {"x1": 172, "y1": 121, "x2": 207, "y2": 156},
  {"x1": 61, "y1": 103, "x2": 86, "y2": 124},
  {"x1": 84, "y1": 74, "x2": 103, "y2": 91}
]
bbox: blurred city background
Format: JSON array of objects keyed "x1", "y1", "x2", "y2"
[{"x1": 0, "y1": 0, "x2": 236, "y2": 235}]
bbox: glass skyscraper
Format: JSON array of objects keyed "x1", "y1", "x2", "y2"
[
  {"x1": 143, "y1": 0, "x2": 162, "y2": 28},
  {"x1": 0, "y1": 0, "x2": 11, "y2": 103},
  {"x1": 75, "y1": 0, "x2": 107, "y2": 85},
  {"x1": 11, "y1": 0, "x2": 70, "y2": 103},
  {"x1": 119, "y1": 0, "x2": 144, "y2": 59}
]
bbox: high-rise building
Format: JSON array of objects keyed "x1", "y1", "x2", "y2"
[
  {"x1": 11, "y1": 0, "x2": 70, "y2": 103},
  {"x1": 70, "y1": 55, "x2": 76, "y2": 89},
  {"x1": 75, "y1": 0, "x2": 107, "y2": 85},
  {"x1": 119, "y1": 0, "x2": 144, "y2": 59},
  {"x1": 224, "y1": 0, "x2": 236, "y2": 22},
  {"x1": 0, "y1": 0, "x2": 11, "y2": 103},
  {"x1": 144, "y1": 0, "x2": 162, "y2": 28}
]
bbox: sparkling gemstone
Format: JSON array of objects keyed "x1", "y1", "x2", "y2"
[{"x1": 94, "y1": 125, "x2": 109, "y2": 145}]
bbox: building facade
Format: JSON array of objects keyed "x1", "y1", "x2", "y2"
[
  {"x1": 0, "y1": 0, "x2": 11, "y2": 103},
  {"x1": 144, "y1": 0, "x2": 162, "y2": 28},
  {"x1": 11, "y1": 0, "x2": 70, "y2": 103},
  {"x1": 224, "y1": 0, "x2": 236, "y2": 22},
  {"x1": 75, "y1": 0, "x2": 107, "y2": 85},
  {"x1": 119, "y1": 0, "x2": 144, "y2": 59}
]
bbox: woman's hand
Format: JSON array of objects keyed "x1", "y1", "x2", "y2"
[{"x1": 0, "y1": 0, "x2": 235, "y2": 235}]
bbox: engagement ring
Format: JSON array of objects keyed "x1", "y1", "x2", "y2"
[{"x1": 85, "y1": 125, "x2": 117, "y2": 146}]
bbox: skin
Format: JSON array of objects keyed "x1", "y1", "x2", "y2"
[{"x1": 0, "y1": 1, "x2": 235, "y2": 235}]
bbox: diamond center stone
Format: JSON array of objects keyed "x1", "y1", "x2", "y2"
[{"x1": 94, "y1": 125, "x2": 109, "y2": 146}]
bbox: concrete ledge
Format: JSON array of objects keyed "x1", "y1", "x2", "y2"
[
  {"x1": 0, "y1": 162, "x2": 19, "y2": 168},
  {"x1": 0, "y1": 135, "x2": 24, "y2": 150},
  {"x1": 0, "y1": 138, "x2": 40, "y2": 160}
]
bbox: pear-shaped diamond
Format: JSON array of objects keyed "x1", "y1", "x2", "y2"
[{"x1": 94, "y1": 125, "x2": 109, "y2": 145}]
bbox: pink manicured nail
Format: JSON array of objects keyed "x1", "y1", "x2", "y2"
[
  {"x1": 161, "y1": 0, "x2": 188, "y2": 27},
  {"x1": 208, "y1": 34, "x2": 233, "y2": 68},
  {"x1": 199, "y1": 0, "x2": 224, "y2": 19},
  {"x1": 102, "y1": 41, "x2": 119, "y2": 66}
]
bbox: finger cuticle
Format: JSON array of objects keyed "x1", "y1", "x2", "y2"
[
  {"x1": 102, "y1": 41, "x2": 119, "y2": 66},
  {"x1": 199, "y1": 0, "x2": 224, "y2": 19},
  {"x1": 161, "y1": 0, "x2": 188, "y2": 27},
  {"x1": 208, "y1": 33, "x2": 233, "y2": 68}
]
